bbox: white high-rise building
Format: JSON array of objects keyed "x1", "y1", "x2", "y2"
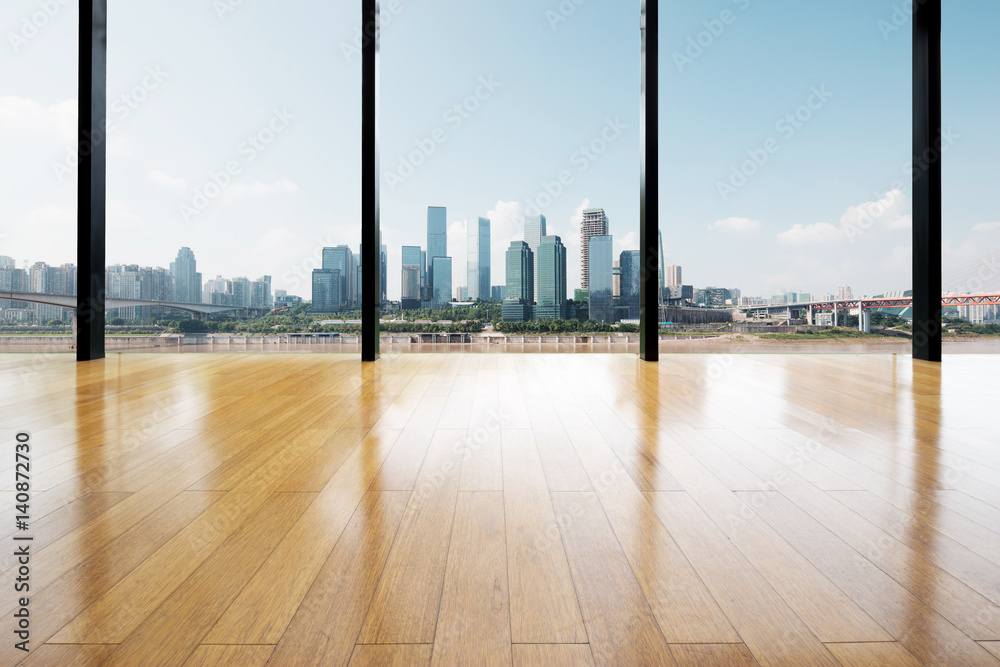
[
  {"x1": 665, "y1": 264, "x2": 682, "y2": 287},
  {"x1": 580, "y1": 208, "x2": 608, "y2": 289}
]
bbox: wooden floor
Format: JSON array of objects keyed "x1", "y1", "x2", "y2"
[{"x1": 1, "y1": 352, "x2": 999, "y2": 666}]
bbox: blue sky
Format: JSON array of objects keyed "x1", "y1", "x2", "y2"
[{"x1": 1, "y1": 0, "x2": 997, "y2": 301}]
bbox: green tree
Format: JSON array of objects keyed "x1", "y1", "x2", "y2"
[{"x1": 177, "y1": 319, "x2": 208, "y2": 333}]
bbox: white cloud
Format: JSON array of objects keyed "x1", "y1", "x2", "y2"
[
  {"x1": 484, "y1": 200, "x2": 525, "y2": 291},
  {"x1": 147, "y1": 169, "x2": 185, "y2": 188},
  {"x1": 614, "y1": 231, "x2": 638, "y2": 256},
  {"x1": 708, "y1": 217, "x2": 761, "y2": 234},
  {"x1": 840, "y1": 189, "x2": 909, "y2": 234},
  {"x1": 0, "y1": 97, "x2": 77, "y2": 145},
  {"x1": 777, "y1": 222, "x2": 842, "y2": 246},
  {"x1": 224, "y1": 177, "x2": 299, "y2": 198},
  {"x1": 972, "y1": 222, "x2": 1000, "y2": 233}
]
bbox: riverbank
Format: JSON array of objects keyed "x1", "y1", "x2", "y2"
[{"x1": 2, "y1": 332, "x2": 999, "y2": 354}]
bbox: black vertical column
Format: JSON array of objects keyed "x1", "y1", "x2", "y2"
[
  {"x1": 912, "y1": 0, "x2": 942, "y2": 362},
  {"x1": 77, "y1": 0, "x2": 107, "y2": 361},
  {"x1": 362, "y1": 0, "x2": 381, "y2": 361},
  {"x1": 639, "y1": 0, "x2": 659, "y2": 361}
]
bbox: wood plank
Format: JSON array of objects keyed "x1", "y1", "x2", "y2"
[
  {"x1": 511, "y1": 644, "x2": 595, "y2": 667},
  {"x1": 646, "y1": 427, "x2": 906, "y2": 643},
  {"x1": 646, "y1": 492, "x2": 838, "y2": 666},
  {"x1": 20, "y1": 644, "x2": 117, "y2": 666},
  {"x1": 823, "y1": 642, "x2": 922, "y2": 667},
  {"x1": 99, "y1": 492, "x2": 314, "y2": 666},
  {"x1": 458, "y1": 397, "x2": 503, "y2": 491},
  {"x1": 348, "y1": 645, "x2": 433, "y2": 666},
  {"x1": 567, "y1": 429, "x2": 741, "y2": 643},
  {"x1": 182, "y1": 645, "x2": 274, "y2": 667},
  {"x1": 831, "y1": 490, "x2": 1000, "y2": 606},
  {"x1": 204, "y1": 427, "x2": 402, "y2": 644},
  {"x1": 981, "y1": 642, "x2": 1000, "y2": 660},
  {"x1": 502, "y1": 430, "x2": 586, "y2": 643},
  {"x1": 0, "y1": 491, "x2": 224, "y2": 667},
  {"x1": 431, "y1": 491, "x2": 510, "y2": 666},
  {"x1": 668, "y1": 643, "x2": 759, "y2": 667},
  {"x1": 46, "y1": 427, "x2": 328, "y2": 644},
  {"x1": 551, "y1": 491, "x2": 676, "y2": 666},
  {"x1": 357, "y1": 429, "x2": 466, "y2": 643},
  {"x1": 746, "y1": 490, "x2": 998, "y2": 665},
  {"x1": 267, "y1": 491, "x2": 410, "y2": 667}
]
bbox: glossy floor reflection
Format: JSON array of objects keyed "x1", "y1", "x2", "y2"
[{"x1": 0, "y1": 353, "x2": 998, "y2": 666}]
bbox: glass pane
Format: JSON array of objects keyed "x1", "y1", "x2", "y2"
[
  {"x1": 663, "y1": 0, "x2": 911, "y2": 353},
  {"x1": 942, "y1": 0, "x2": 1000, "y2": 347},
  {"x1": 107, "y1": 0, "x2": 359, "y2": 352},
  {"x1": 0, "y1": 1, "x2": 78, "y2": 350},
  {"x1": 381, "y1": 1, "x2": 638, "y2": 352}
]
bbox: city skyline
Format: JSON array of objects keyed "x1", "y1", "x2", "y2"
[{"x1": 4, "y1": 1, "x2": 998, "y2": 304}]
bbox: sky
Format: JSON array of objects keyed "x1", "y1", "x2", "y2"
[{"x1": 1, "y1": 0, "x2": 998, "y2": 301}]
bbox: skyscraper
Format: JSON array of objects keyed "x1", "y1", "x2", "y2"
[
  {"x1": 580, "y1": 208, "x2": 608, "y2": 289},
  {"x1": 251, "y1": 275, "x2": 272, "y2": 309},
  {"x1": 322, "y1": 246, "x2": 352, "y2": 309},
  {"x1": 536, "y1": 235, "x2": 566, "y2": 320},
  {"x1": 467, "y1": 217, "x2": 490, "y2": 301},
  {"x1": 658, "y1": 230, "x2": 666, "y2": 294},
  {"x1": 524, "y1": 214, "x2": 546, "y2": 303},
  {"x1": 665, "y1": 264, "x2": 682, "y2": 287},
  {"x1": 170, "y1": 247, "x2": 201, "y2": 304},
  {"x1": 380, "y1": 243, "x2": 388, "y2": 303},
  {"x1": 619, "y1": 250, "x2": 641, "y2": 320},
  {"x1": 311, "y1": 269, "x2": 341, "y2": 312},
  {"x1": 503, "y1": 241, "x2": 533, "y2": 322},
  {"x1": 427, "y1": 206, "x2": 447, "y2": 287},
  {"x1": 432, "y1": 257, "x2": 452, "y2": 307},
  {"x1": 401, "y1": 264, "x2": 421, "y2": 310},
  {"x1": 588, "y1": 235, "x2": 613, "y2": 323}
]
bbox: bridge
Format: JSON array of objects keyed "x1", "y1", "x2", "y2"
[
  {"x1": 0, "y1": 292, "x2": 253, "y2": 318},
  {"x1": 739, "y1": 293, "x2": 1000, "y2": 331}
]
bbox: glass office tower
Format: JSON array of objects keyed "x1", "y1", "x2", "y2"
[
  {"x1": 536, "y1": 235, "x2": 566, "y2": 320},
  {"x1": 432, "y1": 256, "x2": 452, "y2": 307},
  {"x1": 588, "y1": 235, "x2": 613, "y2": 323},
  {"x1": 322, "y1": 246, "x2": 352, "y2": 310},
  {"x1": 619, "y1": 250, "x2": 641, "y2": 320},
  {"x1": 467, "y1": 217, "x2": 491, "y2": 302},
  {"x1": 524, "y1": 214, "x2": 546, "y2": 303},
  {"x1": 427, "y1": 206, "x2": 447, "y2": 288},
  {"x1": 503, "y1": 241, "x2": 533, "y2": 322},
  {"x1": 311, "y1": 269, "x2": 341, "y2": 313}
]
